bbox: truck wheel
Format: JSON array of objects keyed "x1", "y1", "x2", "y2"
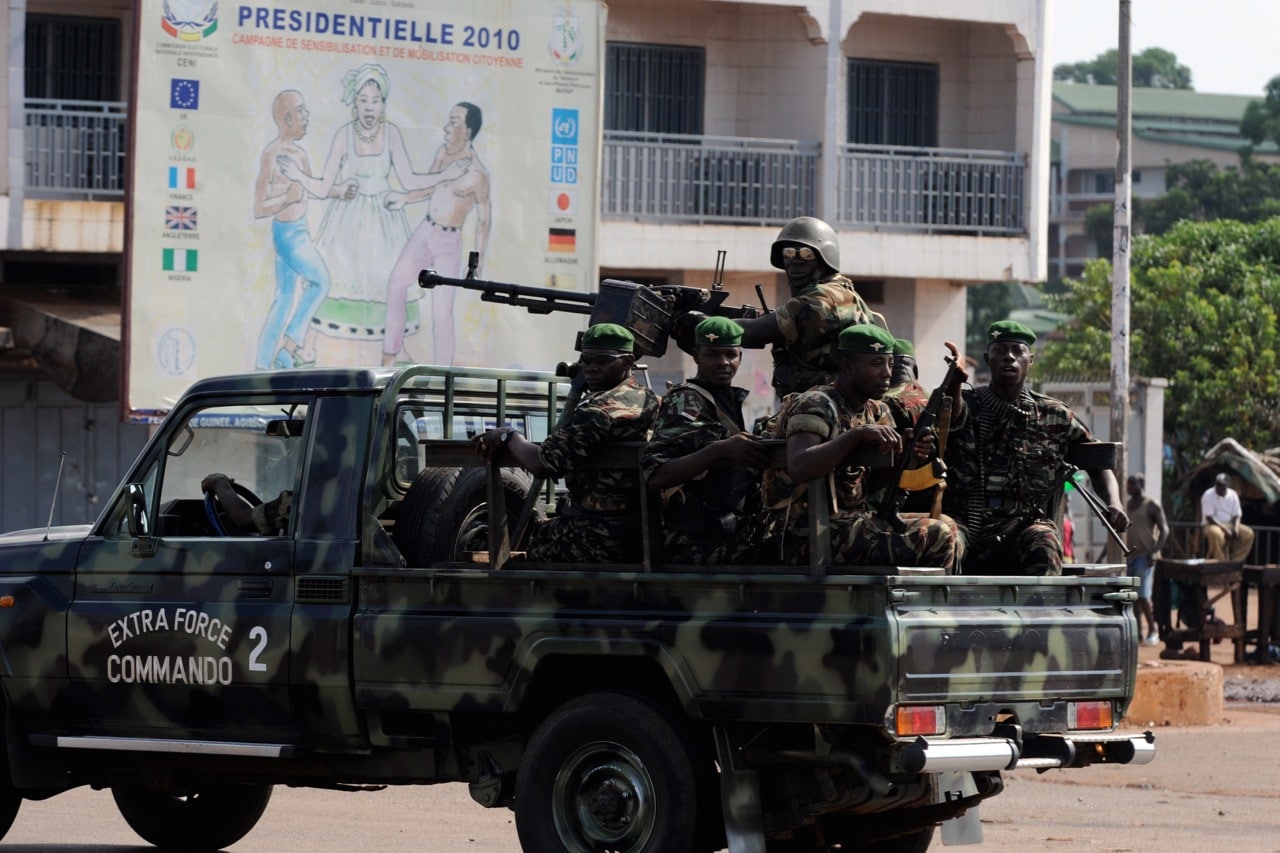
[
  {"x1": 395, "y1": 466, "x2": 535, "y2": 564},
  {"x1": 0, "y1": 788, "x2": 20, "y2": 840},
  {"x1": 112, "y1": 783, "x2": 272, "y2": 850},
  {"x1": 515, "y1": 692, "x2": 701, "y2": 853}
]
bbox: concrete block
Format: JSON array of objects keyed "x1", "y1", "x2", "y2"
[{"x1": 1126, "y1": 660, "x2": 1223, "y2": 726}]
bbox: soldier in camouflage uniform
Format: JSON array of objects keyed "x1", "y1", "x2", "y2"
[
  {"x1": 884, "y1": 338, "x2": 929, "y2": 432},
  {"x1": 642, "y1": 317, "x2": 770, "y2": 565},
  {"x1": 736, "y1": 216, "x2": 888, "y2": 398},
  {"x1": 474, "y1": 323, "x2": 659, "y2": 562},
  {"x1": 943, "y1": 320, "x2": 1129, "y2": 576},
  {"x1": 760, "y1": 324, "x2": 959, "y2": 570}
]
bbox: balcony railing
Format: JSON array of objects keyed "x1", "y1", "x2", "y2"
[
  {"x1": 835, "y1": 144, "x2": 1026, "y2": 235},
  {"x1": 24, "y1": 99, "x2": 127, "y2": 199},
  {"x1": 601, "y1": 131, "x2": 818, "y2": 225}
]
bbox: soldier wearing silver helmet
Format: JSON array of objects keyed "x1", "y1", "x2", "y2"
[{"x1": 736, "y1": 216, "x2": 888, "y2": 398}]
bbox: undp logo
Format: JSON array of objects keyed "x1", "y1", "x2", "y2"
[{"x1": 551, "y1": 109, "x2": 579, "y2": 146}]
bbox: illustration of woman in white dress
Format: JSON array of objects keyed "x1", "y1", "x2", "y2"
[{"x1": 277, "y1": 64, "x2": 465, "y2": 360}]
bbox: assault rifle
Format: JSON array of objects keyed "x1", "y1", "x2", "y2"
[
  {"x1": 419, "y1": 252, "x2": 763, "y2": 357},
  {"x1": 877, "y1": 344, "x2": 965, "y2": 532}
]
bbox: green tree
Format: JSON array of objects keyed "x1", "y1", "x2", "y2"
[
  {"x1": 1039, "y1": 219, "x2": 1280, "y2": 490},
  {"x1": 965, "y1": 282, "x2": 1017, "y2": 369},
  {"x1": 1241, "y1": 74, "x2": 1280, "y2": 150},
  {"x1": 1053, "y1": 47, "x2": 1193, "y2": 89},
  {"x1": 1082, "y1": 160, "x2": 1280, "y2": 251}
]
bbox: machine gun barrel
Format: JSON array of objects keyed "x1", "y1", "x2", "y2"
[{"x1": 418, "y1": 270, "x2": 596, "y2": 316}]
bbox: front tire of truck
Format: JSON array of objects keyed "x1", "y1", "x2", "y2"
[
  {"x1": 515, "y1": 692, "x2": 701, "y2": 853},
  {"x1": 394, "y1": 466, "x2": 536, "y2": 564},
  {"x1": 111, "y1": 783, "x2": 272, "y2": 850}
]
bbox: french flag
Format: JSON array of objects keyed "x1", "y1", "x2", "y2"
[{"x1": 168, "y1": 166, "x2": 196, "y2": 189}]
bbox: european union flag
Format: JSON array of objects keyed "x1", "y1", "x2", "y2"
[{"x1": 170, "y1": 79, "x2": 200, "y2": 110}]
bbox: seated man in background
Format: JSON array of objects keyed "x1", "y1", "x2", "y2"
[
  {"x1": 643, "y1": 317, "x2": 770, "y2": 564},
  {"x1": 1201, "y1": 472, "x2": 1254, "y2": 561},
  {"x1": 473, "y1": 323, "x2": 659, "y2": 563},
  {"x1": 761, "y1": 323, "x2": 959, "y2": 570}
]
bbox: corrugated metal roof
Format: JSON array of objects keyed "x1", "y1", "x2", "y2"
[{"x1": 1052, "y1": 82, "x2": 1259, "y2": 122}]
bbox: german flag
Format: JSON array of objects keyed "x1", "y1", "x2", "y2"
[{"x1": 548, "y1": 227, "x2": 576, "y2": 253}]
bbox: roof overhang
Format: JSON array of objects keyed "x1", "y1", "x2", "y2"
[{"x1": 0, "y1": 286, "x2": 121, "y2": 402}]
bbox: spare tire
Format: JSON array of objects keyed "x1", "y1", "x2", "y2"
[{"x1": 394, "y1": 466, "x2": 537, "y2": 565}]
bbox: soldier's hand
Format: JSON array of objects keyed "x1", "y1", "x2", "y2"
[
  {"x1": 910, "y1": 427, "x2": 937, "y2": 461},
  {"x1": 472, "y1": 429, "x2": 509, "y2": 464},
  {"x1": 855, "y1": 424, "x2": 902, "y2": 454},
  {"x1": 715, "y1": 432, "x2": 770, "y2": 468},
  {"x1": 672, "y1": 311, "x2": 707, "y2": 355},
  {"x1": 201, "y1": 473, "x2": 230, "y2": 494}
]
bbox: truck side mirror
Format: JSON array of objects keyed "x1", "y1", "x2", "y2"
[{"x1": 126, "y1": 484, "x2": 151, "y2": 539}]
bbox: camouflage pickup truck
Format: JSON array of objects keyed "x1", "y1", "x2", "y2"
[{"x1": 0, "y1": 365, "x2": 1153, "y2": 853}]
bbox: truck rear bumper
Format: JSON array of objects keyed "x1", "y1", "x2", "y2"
[{"x1": 901, "y1": 730, "x2": 1155, "y2": 773}]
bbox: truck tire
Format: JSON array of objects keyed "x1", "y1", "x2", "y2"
[
  {"x1": 0, "y1": 788, "x2": 19, "y2": 840},
  {"x1": 395, "y1": 466, "x2": 535, "y2": 565},
  {"x1": 112, "y1": 783, "x2": 272, "y2": 850},
  {"x1": 515, "y1": 691, "x2": 702, "y2": 853}
]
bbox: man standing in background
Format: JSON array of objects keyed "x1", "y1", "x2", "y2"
[{"x1": 1125, "y1": 472, "x2": 1169, "y2": 645}]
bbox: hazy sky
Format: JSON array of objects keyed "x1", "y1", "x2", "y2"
[{"x1": 1050, "y1": 0, "x2": 1280, "y2": 96}]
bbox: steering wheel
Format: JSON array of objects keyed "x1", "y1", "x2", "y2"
[{"x1": 203, "y1": 480, "x2": 264, "y2": 536}]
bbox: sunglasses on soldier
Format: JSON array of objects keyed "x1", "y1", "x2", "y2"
[
  {"x1": 578, "y1": 353, "x2": 626, "y2": 367},
  {"x1": 781, "y1": 246, "x2": 816, "y2": 261}
]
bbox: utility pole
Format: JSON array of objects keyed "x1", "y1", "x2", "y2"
[{"x1": 1112, "y1": 1, "x2": 1132, "y2": 482}]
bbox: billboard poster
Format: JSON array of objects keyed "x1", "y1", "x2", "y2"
[{"x1": 127, "y1": 0, "x2": 604, "y2": 418}]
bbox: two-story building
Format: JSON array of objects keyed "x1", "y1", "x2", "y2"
[
  {"x1": 0, "y1": 0, "x2": 1053, "y2": 531},
  {"x1": 1049, "y1": 80, "x2": 1279, "y2": 282}
]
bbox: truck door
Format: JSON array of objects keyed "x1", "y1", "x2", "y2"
[{"x1": 68, "y1": 400, "x2": 306, "y2": 742}]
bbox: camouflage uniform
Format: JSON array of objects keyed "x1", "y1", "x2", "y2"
[
  {"x1": 529, "y1": 376, "x2": 659, "y2": 563},
  {"x1": 770, "y1": 273, "x2": 884, "y2": 397},
  {"x1": 884, "y1": 379, "x2": 930, "y2": 432},
  {"x1": 641, "y1": 380, "x2": 760, "y2": 565},
  {"x1": 760, "y1": 385, "x2": 959, "y2": 569},
  {"x1": 943, "y1": 385, "x2": 1096, "y2": 575}
]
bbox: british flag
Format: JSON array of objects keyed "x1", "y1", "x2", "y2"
[{"x1": 164, "y1": 205, "x2": 198, "y2": 231}]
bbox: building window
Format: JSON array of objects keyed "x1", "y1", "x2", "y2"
[
  {"x1": 847, "y1": 59, "x2": 938, "y2": 147},
  {"x1": 1094, "y1": 172, "x2": 1116, "y2": 195},
  {"x1": 25, "y1": 14, "x2": 121, "y2": 101},
  {"x1": 605, "y1": 42, "x2": 704, "y2": 134}
]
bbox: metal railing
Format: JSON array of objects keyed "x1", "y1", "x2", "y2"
[
  {"x1": 602, "y1": 131, "x2": 818, "y2": 225},
  {"x1": 24, "y1": 98, "x2": 127, "y2": 199},
  {"x1": 1167, "y1": 521, "x2": 1280, "y2": 565},
  {"x1": 835, "y1": 144, "x2": 1025, "y2": 235}
]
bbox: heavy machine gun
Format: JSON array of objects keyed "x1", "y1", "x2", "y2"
[{"x1": 419, "y1": 251, "x2": 763, "y2": 357}]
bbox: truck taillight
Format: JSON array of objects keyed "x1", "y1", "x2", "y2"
[
  {"x1": 1068, "y1": 700, "x2": 1113, "y2": 730},
  {"x1": 895, "y1": 705, "x2": 945, "y2": 737}
]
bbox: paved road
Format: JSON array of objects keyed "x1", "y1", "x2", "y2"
[{"x1": 5, "y1": 705, "x2": 1279, "y2": 852}]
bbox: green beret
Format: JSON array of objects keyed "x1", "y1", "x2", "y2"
[
  {"x1": 838, "y1": 324, "x2": 895, "y2": 354},
  {"x1": 581, "y1": 322, "x2": 634, "y2": 353},
  {"x1": 893, "y1": 338, "x2": 916, "y2": 358},
  {"x1": 695, "y1": 316, "x2": 743, "y2": 347},
  {"x1": 988, "y1": 320, "x2": 1037, "y2": 346}
]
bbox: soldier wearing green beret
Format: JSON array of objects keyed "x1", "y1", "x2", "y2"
[
  {"x1": 759, "y1": 324, "x2": 960, "y2": 569},
  {"x1": 734, "y1": 216, "x2": 889, "y2": 398},
  {"x1": 943, "y1": 320, "x2": 1128, "y2": 576},
  {"x1": 474, "y1": 322, "x2": 658, "y2": 563},
  {"x1": 643, "y1": 318, "x2": 770, "y2": 565}
]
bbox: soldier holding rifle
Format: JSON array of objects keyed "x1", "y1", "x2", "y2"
[
  {"x1": 760, "y1": 324, "x2": 959, "y2": 569},
  {"x1": 943, "y1": 320, "x2": 1128, "y2": 575}
]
